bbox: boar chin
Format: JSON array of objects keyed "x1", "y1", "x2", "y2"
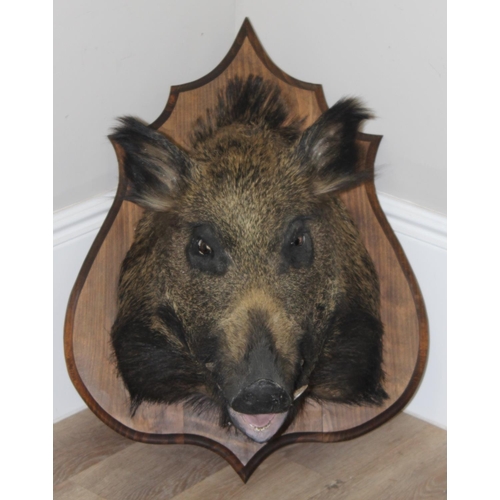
[{"x1": 228, "y1": 408, "x2": 289, "y2": 443}]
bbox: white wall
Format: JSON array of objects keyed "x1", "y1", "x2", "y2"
[
  {"x1": 54, "y1": 0, "x2": 236, "y2": 210},
  {"x1": 54, "y1": 1, "x2": 446, "y2": 215},
  {"x1": 234, "y1": 0, "x2": 446, "y2": 215}
]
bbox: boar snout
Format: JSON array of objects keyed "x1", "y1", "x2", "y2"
[{"x1": 231, "y1": 379, "x2": 291, "y2": 414}]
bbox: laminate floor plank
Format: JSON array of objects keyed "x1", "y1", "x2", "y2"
[
  {"x1": 54, "y1": 479, "x2": 105, "y2": 500},
  {"x1": 304, "y1": 425, "x2": 446, "y2": 499},
  {"x1": 172, "y1": 453, "x2": 331, "y2": 500},
  {"x1": 281, "y1": 413, "x2": 431, "y2": 478},
  {"x1": 72, "y1": 441, "x2": 227, "y2": 500},
  {"x1": 54, "y1": 410, "x2": 135, "y2": 486},
  {"x1": 54, "y1": 410, "x2": 446, "y2": 499}
]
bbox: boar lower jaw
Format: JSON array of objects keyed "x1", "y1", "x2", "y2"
[{"x1": 229, "y1": 408, "x2": 288, "y2": 443}]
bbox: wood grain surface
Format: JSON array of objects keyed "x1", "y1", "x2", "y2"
[
  {"x1": 54, "y1": 410, "x2": 446, "y2": 499},
  {"x1": 64, "y1": 18, "x2": 428, "y2": 481}
]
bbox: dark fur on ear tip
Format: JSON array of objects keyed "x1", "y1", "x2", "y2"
[
  {"x1": 300, "y1": 97, "x2": 373, "y2": 155},
  {"x1": 326, "y1": 97, "x2": 374, "y2": 123},
  {"x1": 108, "y1": 115, "x2": 159, "y2": 162},
  {"x1": 296, "y1": 97, "x2": 374, "y2": 195},
  {"x1": 108, "y1": 116, "x2": 193, "y2": 211}
]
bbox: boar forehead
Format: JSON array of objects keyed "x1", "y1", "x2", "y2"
[{"x1": 179, "y1": 127, "x2": 313, "y2": 248}]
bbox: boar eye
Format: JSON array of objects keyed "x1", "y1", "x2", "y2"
[
  {"x1": 197, "y1": 239, "x2": 212, "y2": 256},
  {"x1": 187, "y1": 224, "x2": 229, "y2": 275},
  {"x1": 282, "y1": 219, "x2": 314, "y2": 269},
  {"x1": 291, "y1": 235, "x2": 305, "y2": 247}
]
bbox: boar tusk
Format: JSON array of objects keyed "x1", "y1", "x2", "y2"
[{"x1": 293, "y1": 385, "x2": 308, "y2": 400}]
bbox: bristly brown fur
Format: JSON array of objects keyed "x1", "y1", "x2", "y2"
[
  {"x1": 190, "y1": 75, "x2": 304, "y2": 147},
  {"x1": 109, "y1": 76, "x2": 387, "y2": 441}
]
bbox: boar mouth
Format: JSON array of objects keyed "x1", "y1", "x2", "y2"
[{"x1": 228, "y1": 408, "x2": 289, "y2": 443}]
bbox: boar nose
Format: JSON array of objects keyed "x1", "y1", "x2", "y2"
[{"x1": 231, "y1": 379, "x2": 292, "y2": 414}]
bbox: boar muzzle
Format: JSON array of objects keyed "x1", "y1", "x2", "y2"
[
  {"x1": 231, "y1": 379, "x2": 292, "y2": 414},
  {"x1": 224, "y1": 324, "x2": 296, "y2": 442}
]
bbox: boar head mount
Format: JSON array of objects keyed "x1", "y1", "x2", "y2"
[{"x1": 109, "y1": 76, "x2": 387, "y2": 443}]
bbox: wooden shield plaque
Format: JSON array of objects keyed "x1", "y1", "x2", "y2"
[{"x1": 64, "y1": 19, "x2": 428, "y2": 482}]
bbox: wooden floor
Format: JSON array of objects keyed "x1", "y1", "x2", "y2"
[{"x1": 54, "y1": 410, "x2": 446, "y2": 499}]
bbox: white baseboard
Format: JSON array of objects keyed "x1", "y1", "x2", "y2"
[
  {"x1": 378, "y1": 192, "x2": 447, "y2": 250},
  {"x1": 53, "y1": 190, "x2": 447, "y2": 428},
  {"x1": 53, "y1": 191, "x2": 115, "y2": 247}
]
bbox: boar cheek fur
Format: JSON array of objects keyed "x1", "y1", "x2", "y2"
[{"x1": 110, "y1": 76, "x2": 388, "y2": 432}]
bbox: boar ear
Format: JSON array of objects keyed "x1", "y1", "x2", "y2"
[
  {"x1": 109, "y1": 117, "x2": 193, "y2": 211},
  {"x1": 296, "y1": 98, "x2": 373, "y2": 195}
]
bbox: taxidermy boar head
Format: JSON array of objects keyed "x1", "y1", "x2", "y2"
[{"x1": 110, "y1": 76, "x2": 387, "y2": 443}]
